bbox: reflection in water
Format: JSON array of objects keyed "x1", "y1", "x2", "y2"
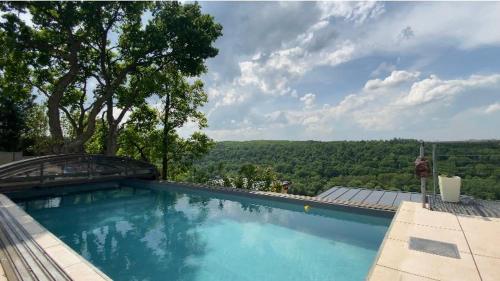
[
  {"x1": 18, "y1": 184, "x2": 391, "y2": 281},
  {"x1": 22, "y1": 188, "x2": 209, "y2": 281}
]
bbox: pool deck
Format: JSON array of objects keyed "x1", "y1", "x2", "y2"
[
  {"x1": 318, "y1": 186, "x2": 500, "y2": 218},
  {"x1": 368, "y1": 201, "x2": 500, "y2": 281},
  {"x1": 0, "y1": 194, "x2": 111, "y2": 281},
  {"x1": 0, "y1": 263, "x2": 6, "y2": 281}
]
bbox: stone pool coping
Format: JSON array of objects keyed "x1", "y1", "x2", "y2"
[
  {"x1": 367, "y1": 201, "x2": 500, "y2": 281},
  {"x1": 0, "y1": 194, "x2": 112, "y2": 281}
]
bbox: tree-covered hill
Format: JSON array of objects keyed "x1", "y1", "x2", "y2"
[{"x1": 190, "y1": 139, "x2": 500, "y2": 200}]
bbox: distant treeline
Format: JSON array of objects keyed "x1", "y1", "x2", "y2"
[{"x1": 189, "y1": 139, "x2": 500, "y2": 200}]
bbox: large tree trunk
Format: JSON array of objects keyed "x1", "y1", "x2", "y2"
[
  {"x1": 47, "y1": 99, "x2": 64, "y2": 154},
  {"x1": 105, "y1": 96, "x2": 118, "y2": 156},
  {"x1": 47, "y1": 34, "x2": 81, "y2": 154},
  {"x1": 102, "y1": 67, "x2": 136, "y2": 156},
  {"x1": 104, "y1": 103, "x2": 131, "y2": 156},
  {"x1": 59, "y1": 94, "x2": 106, "y2": 154},
  {"x1": 47, "y1": 66, "x2": 80, "y2": 153},
  {"x1": 161, "y1": 94, "x2": 170, "y2": 180},
  {"x1": 106, "y1": 130, "x2": 118, "y2": 156}
]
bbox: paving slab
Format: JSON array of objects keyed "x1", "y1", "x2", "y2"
[
  {"x1": 457, "y1": 215, "x2": 500, "y2": 258},
  {"x1": 369, "y1": 265, "x2": 437, "y2": 281},
  {"x1": 368, "y1": 201, "x2": 500, "y2": 281}
]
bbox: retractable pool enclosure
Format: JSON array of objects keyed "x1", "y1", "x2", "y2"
[{"x1": 0, "y1": 154, "x2": 159, "y2": 190}]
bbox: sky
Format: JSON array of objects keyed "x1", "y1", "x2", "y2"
[{"x1": 176, "y1": 1, "x2": 500, "y2": 141}]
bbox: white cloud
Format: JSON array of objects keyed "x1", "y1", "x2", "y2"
[
  {"x1": 300, "y1": 93, "x2": 316, "y2": 109},
  {"x1": 361, "y1": 2, "x2": 500, "y2": 54},
  {"x1": 485, "y1": 103, "x2": 500, "y2": 114},
  {"x1": 200, "y1": 2, "x2": 500, "y2": 141},
  {"x1": 397, "y1": 74, "x2": 500, "y2": 107},
  {"x1": 214, "y1": 1, "x2": 382, "y2": 102},
  {"x1": 210, "y1": 71, "x2": 500, "y2": 140},
  {"x1": 208, "y1": 2, "x2": 500, "y2": 110},
  {"x1": 364, "y1": 70, "x2": 420, "y2": 90},
  {"x1": 318, "y1": 1, "x2": 385, "y2": 24},
  {"x1": 236, "y1": 41, "x2": 356, "y2": 97},
  {"x1": 324, "y1": 72, "x2": 500, "y2": 131}
]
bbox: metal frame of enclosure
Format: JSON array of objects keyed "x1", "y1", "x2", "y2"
[{"x1": 0, "y1": 154, "x2": 159, "y2": 191}]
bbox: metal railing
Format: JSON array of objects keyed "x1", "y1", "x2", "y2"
[{"x1": 427, "y1": 140, "x2": 500, "y2": 209}]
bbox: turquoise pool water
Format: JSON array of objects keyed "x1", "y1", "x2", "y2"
[{"x1": 15, "y1": 182, "x2": 392, "y2": 281}]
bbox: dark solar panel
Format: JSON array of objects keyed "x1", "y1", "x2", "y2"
[
  {"x1": 393, "y1": 192, "x2": 413, "y2": 206},
  {"x1": 317, "y1": 187, "x2": 338, "y2": 199},
  {"x1": 410, "y1": 193, "x2": 423, "y2": 202},
  {"x1": 324, "y1": 187, "x2": 350, "y2": 200},
  {"x1": 349, "y1": 189, "x2": 373, "y2": 203},
  {"x1": 378, "y1": 191, "x2": 399, "y2": 206},
  {"x1": 363, "y1": 190, "x2": 385, "y2": 204},
  {"x1": 336, "y1": 188, "x2": 361, "y2": 201},
  {"x1": 315, "y1": 187, "x2": 500, "y2": 217}
]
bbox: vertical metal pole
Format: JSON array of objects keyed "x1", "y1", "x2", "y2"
[
  {"x1": 432, "y1": 144, "x2": 438, "y2": 198},
  {"x1": 420, "y1": 142, "x2": 426, "y2": 208},
  {"x1": 40, "y1": 162, "x2": 44, "y2": 184},
  {"x1": 89, "y1": 156, "x2": 94, "y2": 179},
  {"x1": 87, "y1": 156, "x2": 91, "y2": 179}
]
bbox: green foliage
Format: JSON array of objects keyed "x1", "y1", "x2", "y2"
[
  {"x1": 116, "y1": 105, "x2": 214, "y2": 181},
  {"x1": 0, "y1": 92, "x2": 33, "y2": 151},
  {"x1": 191, "y1": 140, "x2": 500, "y2": 199},
  {"x1": 152, "y1": 69, "x2": 210, "y2": 179},
  {"x1": 23, "y1": 104, "x2": 51, "y2": 155},
  {"x1": 84, "y1": 120, "x2": 107, "y2": 154},
  {"x1": 207, "y1": 163, "x2": 281, "y2": 191},
  {"x1": 1, "y1": 1, "x2": 222, "y2": 153},
  {"x1": 0, "y1": 28, "x2": 35, "y2": 151}
]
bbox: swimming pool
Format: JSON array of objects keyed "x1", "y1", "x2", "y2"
[{"x1": 14, "y1": 181, "x2": 392, "y2": 281}]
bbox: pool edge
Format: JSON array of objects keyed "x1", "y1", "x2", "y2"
[
  {"x1": 138, "y1": 180, "x2": 397, "y2": 217},
  {"x1": 364, "y1": 200, "x2": 404, "y2": 280},
  {"x1": 0, "y1": 193, "x2": 113, "y2": 281}
]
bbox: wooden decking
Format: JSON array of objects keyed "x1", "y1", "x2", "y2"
[
  {"x1": 431, "y1": 195, "x2": 500, "y2": 218},
  {"x1": 317, "y1": 186, "x2": 500, "y2": 218}
]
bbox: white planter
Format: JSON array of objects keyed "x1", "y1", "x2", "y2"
[{"x1": 438, "y1": 176, "x2": 461, "y2": 202}]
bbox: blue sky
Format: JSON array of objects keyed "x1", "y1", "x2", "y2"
[{"x1": 176, "y1": 1, "x2": 500, "y2": 141}]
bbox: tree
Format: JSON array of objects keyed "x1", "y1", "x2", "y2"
[
  {"x1": 0, "y1": 93, "x2": 33, "y2": 151},
  {"x1": 23, "y1": 104, "x2": 50, "y2": 155},
  {"x1": 239, "y1": 164, "x2": 257, "y2": 189},
  {"x1": 151, "y1": 70, "x2": 209, "y2": 180},
  {"x1": 0, "y1": 23, "x2": 34, "y2": 151},
  {"x1": 117, "y1": 104, "x2": 214, "y2": 181},
  {"x1": 191, "y1": 140, "x2": 500, "y2": 199},
  {"x1": 118, "y1": 106, "x2": 161, "y2": 162},
  {"x1": 165, "y1": 132, "x2": 214, "y2": 181},
  {"x1": 1, "y1": 2, "x2": 222, "y2": 153}
]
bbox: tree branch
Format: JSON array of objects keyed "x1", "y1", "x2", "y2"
[
  {"x1": 77, "y1": 81, "x2": 87, "y2": 131},
  {"x1": 59, "y1": 105, "x2": 77, "y2": 132}
]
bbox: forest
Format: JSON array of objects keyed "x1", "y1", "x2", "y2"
[{"x1": 189, "y1": 139, "x2": 500, "y2": 200}]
